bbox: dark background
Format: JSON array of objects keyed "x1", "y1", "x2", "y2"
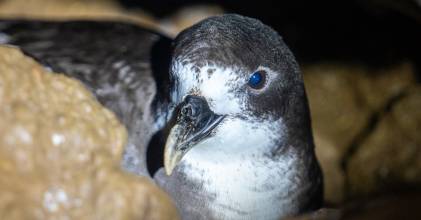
[{"x1": 120, "y1": 0, "x2": 421, "y2": 79}]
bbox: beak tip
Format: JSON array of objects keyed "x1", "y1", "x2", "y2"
[{"x1": 164, "y1": 162, "x2": 174, "y2": 176}]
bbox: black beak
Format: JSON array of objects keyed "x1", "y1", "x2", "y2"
[{"x1": 164, "y1": 95, "x2": 225, "y2": 175}]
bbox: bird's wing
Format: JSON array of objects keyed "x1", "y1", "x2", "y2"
[{"x1": 0, "y1": 19, "x2": 173, "y2": 176}]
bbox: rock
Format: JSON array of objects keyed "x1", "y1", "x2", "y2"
[
  {"x1": 0, "y1": 0, "x2": 222, "y2": 41},
  {"x1": 286, "y1": 192, "x2": 421, "y2": 220},
  {"x1": 304, "y1": 64, "x2": 371, "y2": 204},
  {"x1": 0, "y1": 46, "x2": 179, "y2": 220},
  {"x1": 0, "y1": 0, "x2": 158, "y2": 29},
  {"x1": 340, "y1": 192, "x2": 421, "y2": 220},
  {"x1": 303, "y1": 62, "x2": 416, "y2": 203},
  {"x1": 348, "y1": 86, "x2": 421, "y2": 197},
  {"x1": 284, "y1": 208, "x2": 342, "y2": 220}
]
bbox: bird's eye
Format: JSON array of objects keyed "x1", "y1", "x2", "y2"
[{"x1": 248, "y1": 70, "x2": 266, "y2": 89}]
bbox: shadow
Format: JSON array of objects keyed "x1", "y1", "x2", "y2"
[
  {"x1": 146, "y1": 129, "x2": 167, "y2": 176},
  {"x1": 146, "y1": 36, "x2": 173, "y2": 176}
]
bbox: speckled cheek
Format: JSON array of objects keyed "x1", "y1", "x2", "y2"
[{"x1": 171, "y1": 60, "x2": 247, "y2": 116}]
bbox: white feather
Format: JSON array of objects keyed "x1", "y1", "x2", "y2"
[
  {"x1": 171, "y1": 60, "x2": 245, "y2": 115},
  {"x1": 181, "y1": 117, "x2": 300, "y2": 220}
]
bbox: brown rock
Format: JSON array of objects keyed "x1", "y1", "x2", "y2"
[
  {"x1": 286, "y1": 192, "x2": 421, "y2": 220},
  {"x1": 0, "y1": 46, "x2": 179, "y2": 220},
  {"x1": 304, "y1": 64, "x2": 370, "y2": 204},
  {"x1": 347, "y1": 86, "x2": 421, "y2": 197},
  {"x1": 284, "y1": 208, "x2": 342, "y2": 220},
  {"x1": 340, "y1": 192, "x2": 421, "y2": 220},
  {"x1": 0, "y1": 0, "x2": 224, "y2": 44},
  {"x1": 303, "y1": 62, "x2": 416, "y2": 203},
  {"x1": 0, "y1": 0, "x2": 158, "y2": 29}
]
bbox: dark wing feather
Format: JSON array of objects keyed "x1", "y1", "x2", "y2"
[{"x1": 0, "y1": 20, "x2": 173, "y2": 176}]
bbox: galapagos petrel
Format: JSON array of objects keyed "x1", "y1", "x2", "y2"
[{"x1": 0, "y1": 14, "x2": 323, "y2": 220}]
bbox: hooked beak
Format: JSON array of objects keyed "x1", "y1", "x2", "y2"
[{"x1": 164, "y1": 95, "x2": 225, "y2": 175}]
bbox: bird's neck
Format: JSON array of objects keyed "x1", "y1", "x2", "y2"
[
  {"x1": 177, "y1": 117, "x2": 321, "y2": 219},
  {"x1": 182, "y1": 144, "x2": 318, "y2": 220}
]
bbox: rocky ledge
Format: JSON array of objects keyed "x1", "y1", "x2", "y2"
[{"x1": 0, "y1": 46, "x2": 179, "y2": 220}]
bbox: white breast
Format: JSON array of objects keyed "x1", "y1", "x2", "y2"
[{"x1": 180, "y1": 117, "x2": 303, "y2": 220}]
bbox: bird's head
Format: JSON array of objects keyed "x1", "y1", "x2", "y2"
[{"x1": 164, "y1": 14, "x2": 313, "y2": 175}]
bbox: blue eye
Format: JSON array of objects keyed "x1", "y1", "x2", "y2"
[{"x1": 248, "y1": 70, "x2": 266, "y2": 89}]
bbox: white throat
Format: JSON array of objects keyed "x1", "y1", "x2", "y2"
[{"x1": 179, "y1": 117, "x2": 303, "y2": 220}]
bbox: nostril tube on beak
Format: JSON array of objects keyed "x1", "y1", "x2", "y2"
[
  {"x1": 180, "y1": 95, "x2": 209, "y2": 122},
  {"x1": 181, "y1": 104, "x2": 193, "y2": 117}
]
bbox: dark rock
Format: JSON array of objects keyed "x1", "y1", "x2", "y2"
[
  {"x1": 348, "y1": 86, "x2": 421, "y2": 197},
  {"x1": 304, "y1": 62, "x2": 416, "y2": 203}
]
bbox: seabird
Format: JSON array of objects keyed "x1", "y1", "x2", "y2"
[{"x1": 0, "y1": 14, "x2": 323, "y2": 220}]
